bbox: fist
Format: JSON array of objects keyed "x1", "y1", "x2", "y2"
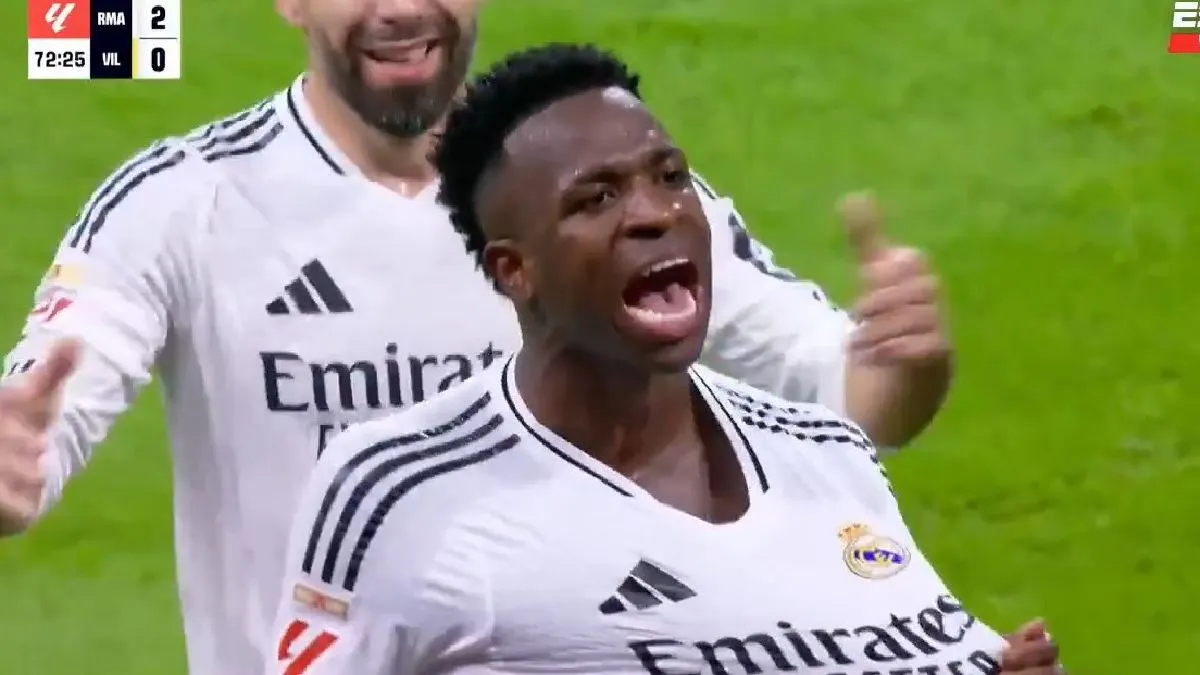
[
  {"x1": 840, "y1": 193, "x2": 949, "y2": 366},
  {"x1": 1000, "y1": 619, "x2": 1064, "y2": 673},
  {"x1": 0, "y1": 338, "x2": 80, "y2": 536}
]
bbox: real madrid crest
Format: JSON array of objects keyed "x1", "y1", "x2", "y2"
[{"x1": 838, "y1": 522, "x2": 910, "y2": 579}]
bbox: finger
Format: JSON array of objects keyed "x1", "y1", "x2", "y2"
[
  {"x1": 1001, "y1": 639, "x2": 1059, "y2": 669},
  {"x1": 1012, "y1": 618, "x2": 1048, "y2": 642},
  {"x1": 0, "y1": 420, "x2": 47, "y2": 459},
  {"x1": 0, "y1": 456, "x2": 44, "y2": 501},
  {"x1": 860, "y1": 247, "x2": 928, "y2": 290},
  {"x1": 8, "y1": 339, "x2": 81, "y2": 429},
  {"x1": 22, "y1": 338, "x2": 82, "y2": 403},
  {"x1": 851, "y1": 306, "x2": 941, "y2": 349},
  {"x1": 853, "y1": 334, "x2": 950, "y2": 366},
  {"x1": 839, "y1": 191, "x2": 888, "y2": 264},
  {"x1": 0, "y1": 482, "x2": 39, "y2": 531},
  {"x1": 853, "y1": 276, "x2": 939, "y2": 320}
]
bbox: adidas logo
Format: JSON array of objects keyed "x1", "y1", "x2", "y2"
[
  {"x1": 598, "y1": 559, "x2": 695, "y2": 615},
  {"x1": 266, "y1": 260, "x2": 353, "y2": 316}
]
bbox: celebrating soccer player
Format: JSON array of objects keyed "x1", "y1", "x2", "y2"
[
  {"x1": 267, "y1": 44, "x2": 1062, "y2": 675},
  {"x1": 1, "y1": 1, "x2": 952, "y2": 672}
]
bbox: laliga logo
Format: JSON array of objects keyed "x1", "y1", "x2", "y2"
[{"x1": 45, "y1": 3, "x2": 76, "y2": 34}]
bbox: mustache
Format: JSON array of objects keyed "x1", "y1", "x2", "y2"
[{"x1": 352, "y1": 9, "x2": 459, "y2": 45}]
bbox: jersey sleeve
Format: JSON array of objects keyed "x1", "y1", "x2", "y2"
[
  {"x1": 1, "y1": 140, "x2": 209, "y2": 520},
  {"x1": 267, "y1": 420, "x2": 492, "y2": 675},
  {"x1": 694, "y1": 173, "x2": 856, "y2": 414}
]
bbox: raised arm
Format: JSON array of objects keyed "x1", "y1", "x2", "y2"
[
  {"x1": 695, "y1": 175, "x2": 951, "y2": 448},
  {"x1": 0, "y1": 141, "x2": 207, "y2": 535}
]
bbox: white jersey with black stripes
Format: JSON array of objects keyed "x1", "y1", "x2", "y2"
[
  {"x1": 3, "y1": 76, "x2": 853, "y2": 675},
  {"x1": 270, "y1": 358, "x2": 1005, "y2": 675}
]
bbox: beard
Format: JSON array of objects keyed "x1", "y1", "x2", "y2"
[{"x1": 318, "y1": 14, "x2": 475, "y2": 139}]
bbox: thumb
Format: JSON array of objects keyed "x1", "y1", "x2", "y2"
[
  {"x1": 838, "y1": 191, "x2": 888, "y2": 264},
  {"x1": 1010, "y1": 618, "x2": 1048, "y2": 643},
  {"x1": 14, "y1": 338, "x2": 82, "y2": 415}
]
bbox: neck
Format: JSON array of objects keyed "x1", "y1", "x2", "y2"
[
  {"x1": 515, "y1": 344, "x2": 696, "y2": 474},
  {"x1": 303, "y1": 72, "x2": 438, "y2": 195}
]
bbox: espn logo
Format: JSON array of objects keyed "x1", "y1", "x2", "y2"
[
  {"x1": 26, "y1": 0, "x2": 89, "y2": 39},
  {"x1": 1170, "y1": 1, "x2": 1200, "y2": 52}
]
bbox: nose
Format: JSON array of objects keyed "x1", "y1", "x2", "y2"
[{"x1": 620, "y1": 183, "x2": 680, "y2": 241}]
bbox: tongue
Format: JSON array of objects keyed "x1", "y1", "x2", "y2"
[{"x1": 635, "y1": 282, "x2": 690, "y2": 312}]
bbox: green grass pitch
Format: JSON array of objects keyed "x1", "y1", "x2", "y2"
[{"x1": 0, "y1": 1, "x2": 1194, "y2": 672}]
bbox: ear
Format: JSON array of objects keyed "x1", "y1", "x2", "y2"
[
  {"x1": 483, "y1": 240, "x2": 533, "y2": 303},
  {"x1": 275, "y1": 0, "x2": 304, "y2": 27}
]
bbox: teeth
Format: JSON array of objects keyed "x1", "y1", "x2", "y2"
[{"x1": 642, "y1": 257, "x2": 688, "y2": 278}]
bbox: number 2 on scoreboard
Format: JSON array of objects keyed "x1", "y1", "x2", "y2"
[
  {"x1": 150, "y1": 4, "x2": 165, "y2": 30},
  {"x1": 277, "y1": 619, "x2": 338, "y2": 674}
]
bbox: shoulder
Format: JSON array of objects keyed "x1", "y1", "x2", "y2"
[
  {"x1": 293, "y1": 373, "x2": 516, "y2": 592},
  {"x1": 695, "y1": 365, "x2": 874, "y2": 455},
  {"x1": 62, "y1": 96, "x2": 284, "y2": 256},
  {"x1": 695, "y1": 365, "x2": 895, "y2": 507}
]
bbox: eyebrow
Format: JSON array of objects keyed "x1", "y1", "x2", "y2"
[{"x1": 565, "y1": 144, "x2": 683, "y2": 188}]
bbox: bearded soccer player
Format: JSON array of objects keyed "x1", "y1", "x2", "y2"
[
  {"x1": 0, "y1": 1, "x2": 950, "y2": 673},
  {"x1": 268, "y1": 44, "x2": 1062, "y2": 675}
]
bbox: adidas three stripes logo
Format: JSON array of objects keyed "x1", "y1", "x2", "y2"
[
  {"x1": 599, "y1": 559, "x2": 696, "y2": 615},
  {"x1": 266, "y1": 260, "x2": 353, "y2": 315}
]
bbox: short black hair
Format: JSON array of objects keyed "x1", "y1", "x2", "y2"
[{"x1": 433, "y1": 43, "x2": 642, "y2": 278}]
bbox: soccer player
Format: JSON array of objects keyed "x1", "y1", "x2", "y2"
[
  {"x1": 0, "y1": 0, "x2": 950, "y2": 673},
  {"x1": 268, "y1": 44, "x2": 1059, "y2": 675}
]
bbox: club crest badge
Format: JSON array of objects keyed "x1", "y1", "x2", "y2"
[{"x1": 839, "y1": 522, "x2": 910, "y2": 579}]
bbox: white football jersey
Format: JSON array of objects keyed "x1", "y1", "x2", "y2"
[
  {"x1": 3, "y1": 76, "x2": 853, "y2": 675},
  {"x1": 271, "y1": 359, "x2": 1005, "y2": 675}
]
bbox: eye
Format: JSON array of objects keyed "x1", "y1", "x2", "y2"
[{"x1": 570, "y1": 187, "x2": 617, "y2": 215}]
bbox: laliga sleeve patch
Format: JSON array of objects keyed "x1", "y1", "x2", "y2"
[{"x1": 20, "y1": 263, "x2": 85, "y2": 335}]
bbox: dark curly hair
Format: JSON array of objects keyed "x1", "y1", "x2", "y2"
[{"x1": 433, "y1": 43, "x2": 642, "y2": 284}]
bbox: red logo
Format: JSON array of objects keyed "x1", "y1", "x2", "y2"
[
  {"x1": 28, "y1": 293, "x2": 74, "y2": 325},
  {"x1": 27, "y1": 0, "x2": 90, "y2": 39}
]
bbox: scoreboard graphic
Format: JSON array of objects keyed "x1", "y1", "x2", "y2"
[{"x1": 28, "y1": 0, "x2": 180, "y2": 79}]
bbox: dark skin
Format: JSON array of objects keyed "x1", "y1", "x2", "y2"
[{"x1": 475, "y1": 87, "x2": 748, "y2": 523}]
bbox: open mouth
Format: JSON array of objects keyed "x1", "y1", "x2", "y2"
[
  {"x1": 620, "y1": 257, "x2": 702, "y2": 342},
  {"x1": 362, "y1": 38, "x2": 440, "y2": 80}
]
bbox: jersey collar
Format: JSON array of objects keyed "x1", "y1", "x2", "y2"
[{"x1": 279, "y1": 74, "x2": 360, "y2": 177}]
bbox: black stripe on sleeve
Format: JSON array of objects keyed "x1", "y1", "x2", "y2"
[
  {"x1": 320, "y1": 413, "x2": 507, "y2": 586},
  {"x1": 77, "y1": 149, "x2": 188, "y2": 252},
  {"x1": 204, "y1": 121, "x2": 283, "y2": 162},
  {"x1": 342, "y1": 434, "x2": 517, "y2": 591},
  {"x1": 300, "y1": 393, "x2": 493, "y2": 575},
  {"x1": 195, "y1": 105, "x2": 276, "y2": 155},
  {"x1": 66, "y1": 143, "x2": 173, "y2": 249}
]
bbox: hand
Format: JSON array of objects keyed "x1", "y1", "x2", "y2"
[
  {"x1": 0, "y1": 338, "x2": 80, "y2": 536},
  {"x1": 840, "y1": 192, "x2": 950, "y2": 366},
  {"x1": 1000, "y1": 619, "x2": 1064, "y2": 673}
]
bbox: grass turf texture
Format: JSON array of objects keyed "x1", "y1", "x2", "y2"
[{"x1": 0, "y1": 1, "x2": 1193, "y2": 672}]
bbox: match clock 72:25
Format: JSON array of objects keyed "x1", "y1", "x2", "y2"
[{"x1": 34, "y1": 49, "x2": 87, "y2": 69}]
